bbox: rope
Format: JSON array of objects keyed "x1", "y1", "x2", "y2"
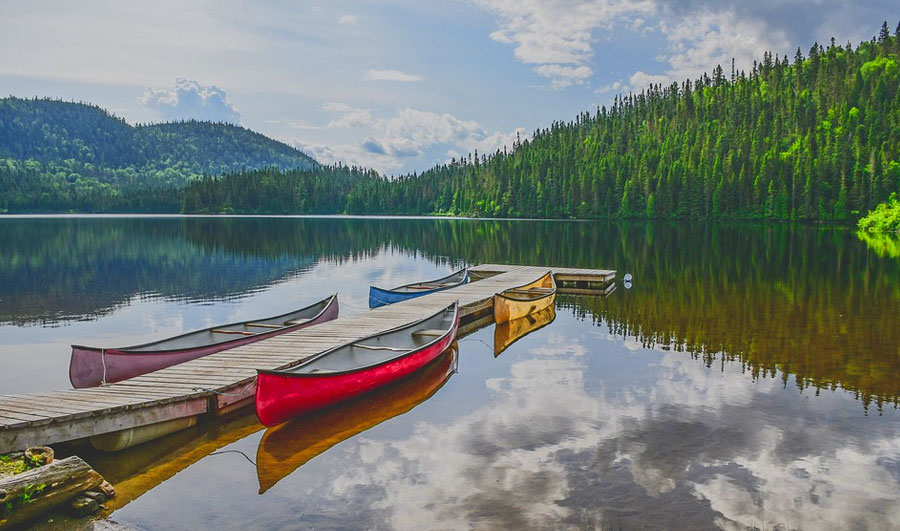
[
  {"x1": 339, "y1": 300, "x2": 374, "y2": 311},
  {"x1": 459, "y1": 337, "x2": 494, "y2": 352},
  {"x1": 192, "y1": 381, "x2": 255, "y2": 396},
  {"x1": 100, "y1": 348, "x2": 108, "y2": 386},
  {"x1": 209, "y1": 450, "x2": 257, "y2": 467}
]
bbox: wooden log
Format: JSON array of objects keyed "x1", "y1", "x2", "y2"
[
  {"x1": 0, "y1": 456, "x2": 103, "y2": 529},
  {"x1": 24, "y1": 447, "x2": 53, "y2": 469},
  {"x1": 69, "y1": 494, "x2": 99, "y2": 517}
]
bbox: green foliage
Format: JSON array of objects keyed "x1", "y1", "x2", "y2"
[
  {"x1": 0, "y1": 455, "x2": 25, "y2": 477},
  {"x1": 178, "y1": 165, "x2": 378, "y2": 214},
  {"x1": 3, "y1": 24, "x2": 900, "y2": 219},
  {"x1": 858, "y1": 193, "x2": 900, "y2": 231},
  {"x1": 857, "y1": 229, "x2": 900, "y2": 258},
  {"x1": 861, "y1": 56, "x2": 899, "y2": 79},
  {"x1": 174, "y1": 25, "x2": 900, "y2": 220},
  {"x1": 20, "y1": 483, "x2": 45, "y2": 504},
  {"x1": 0, "y1": 97, "x2": 316, "y2": 211}
]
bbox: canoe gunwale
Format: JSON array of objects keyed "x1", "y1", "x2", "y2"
[
  {"x1": 495, "y1": 271, "x2": 556, "y2": 303},
  {"x1": 372, "y1": 268, "x2": 469, "y2": 296},
  {"x1": 494, "y1": 290, "x2": 556, "y2": 303},
  {"x1": 258, "y1": 301, "x2": 459, "y2": 379},
  {"x1": 71, "y1": 294, "x2": 338, "y2": 355}
]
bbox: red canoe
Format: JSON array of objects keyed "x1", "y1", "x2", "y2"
[
  {"x1": 256, "y1": 302, "x2": 459, "y2": 427},
  {"x1": 69, "y1": 294, "x2": 339, "y2": 388}
]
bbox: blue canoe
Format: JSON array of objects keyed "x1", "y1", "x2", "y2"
[{"x1": 368, "y1": 268, "x2": 469, "y2": 308}]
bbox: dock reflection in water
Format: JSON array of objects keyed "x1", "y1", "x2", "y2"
[
  {"x1": 493, "y1": 306, "x2": 556, "y2": 357},
  {"x1": 256, "y1": 345, "x2": 458, "y2": 494}
]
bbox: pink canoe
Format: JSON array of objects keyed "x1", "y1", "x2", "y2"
[
  {"x1": 256, "y1": 302, "x2": 458, "y2": 427},
  {"x1": 69, "y1": 294, "x2": 339, "y2": 388}
]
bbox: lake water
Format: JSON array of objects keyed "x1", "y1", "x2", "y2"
[{"x1": 1, "y1": 216, "x2": 899, "y2": 530}]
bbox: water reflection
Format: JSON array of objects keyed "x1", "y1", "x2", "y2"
[
  {"x1": 3, "y1": 217, "x2": 900, "y2": 528},
  {"x1": 0, "y1": 218, "x2": 316, "y2": 325},
  {"x1": 256, "y1": 346, "x2": 457, "y2": 494},
  {"x1": 311, "y1": 325, "x2": 900, "y2": 530},
  {"x1": 493, "y1": 306, "x2": 556, "y2": 356},
  {"x1": 857, "y1": 229, "x2": 900, "y2": 259},
  {"x1": 2, "y1": 217, "x2": 898, "y2": 405},
  {"x1": 104, "y1": 306, "x2": 900, "y2": 530}
]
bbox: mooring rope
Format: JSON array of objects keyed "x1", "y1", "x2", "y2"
[
  {"x1": 338, "y1": 300, "x2": 374, "y2": 311},
  {"x1": 209, "y1": 449, "x2": 257, "y2": 467},
  {"x1": 192, "y1": 381, "x2": 255, "y2": 396},
  {"x1": 459, "y1": 337, "x2": 493, "y2": 352},
  {"x1": 100, "y1": 348, "x2": 109, "y2": 386}
]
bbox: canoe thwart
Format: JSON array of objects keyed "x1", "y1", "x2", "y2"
[
  {"x1": 412, "y1": 329, "x2": 446, "y2": 337},
  {"x1": 211, "y1": 329, "x2": 256, "y2": 336},
  {"x1": 246, "y1": 323, "x2": 283, "y2": 329}
]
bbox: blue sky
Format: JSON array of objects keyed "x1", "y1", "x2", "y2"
[{"x1": 1, "y1": 0, "x2": 897, "y2": 174}]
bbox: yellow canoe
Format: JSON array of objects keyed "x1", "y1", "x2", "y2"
[
  {"x1": 255, "y1": 346, "x2": 457, "y2": 494},
  {"x1": 493, "y1": 305, "x2": 557, "y2": 357},
  {"x1": 492, "y1": 271, "x2": 557, "y2": 323}
]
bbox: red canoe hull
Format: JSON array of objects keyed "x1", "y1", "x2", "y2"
[
  {"x1": 69, "y1": 297, "x2": 339, "y2": 388},
  {"x1": 255, "y1": 313, "x2": 459, "y2": 427}
]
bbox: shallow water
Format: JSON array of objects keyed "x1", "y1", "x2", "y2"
[{"x1": 1, "y1": 217, "x2": 898, "y2": 530}]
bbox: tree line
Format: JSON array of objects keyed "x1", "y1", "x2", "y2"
[{"x1": 2, "y1": 24, "x2": 899, "y2": 218}]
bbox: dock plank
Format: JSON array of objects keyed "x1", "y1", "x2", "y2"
[{"x1": 0, "y1": 264, "x2": 614, "y2": 452}]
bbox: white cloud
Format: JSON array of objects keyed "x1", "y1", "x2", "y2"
[
  {"x1": 628, "y1": 70, "x2": 672, "y2": 88},
  {"x1": 472, "y1": 1, "x2": 801, "y2": 92},
  {"x1": 287, "y1": 106, "x2": 525, "y2": 174},
  {"x1": 594, "y1": 80, "x2": 623, "y2": 94},
  {"x1": 138, "y1": 78, "x2": 240, "y2": 123},
  {"x1": 291, "y1": 139, "x2": 406, "y2": 173},
  {"x1": 632, "y1": 10, "x2": 791, "y2": 90},
  {"x1": 318, "y1": 330, "x2": 900, "y2": 529},
  {"x1": 363, "y1": 69, "x2": 423, "y2": 82},
  {"x1": 473, "y1": 0, "x2": 656, "y2": 88},
  {"x1": 338, "y1": 14, "x2": 358, "y2": 26},
  {"x1": 322, "y1": 102, "x2": 376, "y2": 129},
  {"x1": 534, "y1": 64, "x2": 593, "y2": 89}
]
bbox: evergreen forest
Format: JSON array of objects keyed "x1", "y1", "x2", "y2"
[
  {"x1": 0, "y1": 97, "x2": 316, "y2": 212},
  {"x1": 2, "y1": 24, "x2": 900, "y2": 219}
]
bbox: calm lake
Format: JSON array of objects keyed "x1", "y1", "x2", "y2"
[{"x1": 1, "y1": 216, "x2": 899, "y2": 530}]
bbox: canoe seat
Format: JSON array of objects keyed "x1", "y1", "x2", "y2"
[
  {"x1": 246, "y1": 322, "x2": 283, "y2": 329},
  {"x1": 284, "y1": 318, "x2": 311, "y2": 326},
  {"x1": 211, "y1": 329, "x2": 255, "y2": 336},
  {"x1": 505, "y1": 288, "x2": 554, "y2": 294},
  {"x1": 412, "y1": 329, "x2": 445, "y2": 338}
]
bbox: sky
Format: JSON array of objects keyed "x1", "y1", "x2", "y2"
[{"x1": 1, "y1": 0, "x2": 897, "y2": 175}]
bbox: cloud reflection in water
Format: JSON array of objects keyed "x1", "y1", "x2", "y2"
[{"x1": 323, "y1": 331, "x2": 900, "y2": 530}]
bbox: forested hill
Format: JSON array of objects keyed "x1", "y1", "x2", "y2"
[
  {"x1": 0, "y1": 97, "x2": 316, "y2": 211},
  {"x1": 4, "y1": 24, "x2": 900, "y2": 218},
  {"x1": 337, "y1": 23, "x2": 899, "y2": 220},
  {"x1": 171, "y1": 25, "x2": 900, "y2": 220}
]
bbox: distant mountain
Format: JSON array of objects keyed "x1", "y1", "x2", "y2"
[{"x1": 0, "y1": 97, "x2": 317, "y2": 211}]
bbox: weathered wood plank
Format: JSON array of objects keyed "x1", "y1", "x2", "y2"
[
  {"x1": 0, "y1": 265, "x2": 613, "y2": 450},
  {"x1": 0, "y1": 397, "x2": 208, "y2": 453}
]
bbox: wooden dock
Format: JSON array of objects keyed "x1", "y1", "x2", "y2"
[{"x1": 0, "y1": 264, "x2": 614, "y2": 453}]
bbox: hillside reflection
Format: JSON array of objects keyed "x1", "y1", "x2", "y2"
[{"x1": 1, "y1": 217, "x2": 898, "y2": 408}]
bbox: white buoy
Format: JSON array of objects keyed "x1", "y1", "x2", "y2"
[
  {"x1": 624, "y1": 281, "x2": 632, "y2": 290},
  {"x1": 624, "y1": 273, "x2": 633, "y2": 282}
]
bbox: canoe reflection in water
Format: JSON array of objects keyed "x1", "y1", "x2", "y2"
[
  {"x1": 255, "y1": 344, "x2": 458, "y2": 494},
  {"x1": 493, "y1": 305, "x2": 557, "y2": 357}
]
